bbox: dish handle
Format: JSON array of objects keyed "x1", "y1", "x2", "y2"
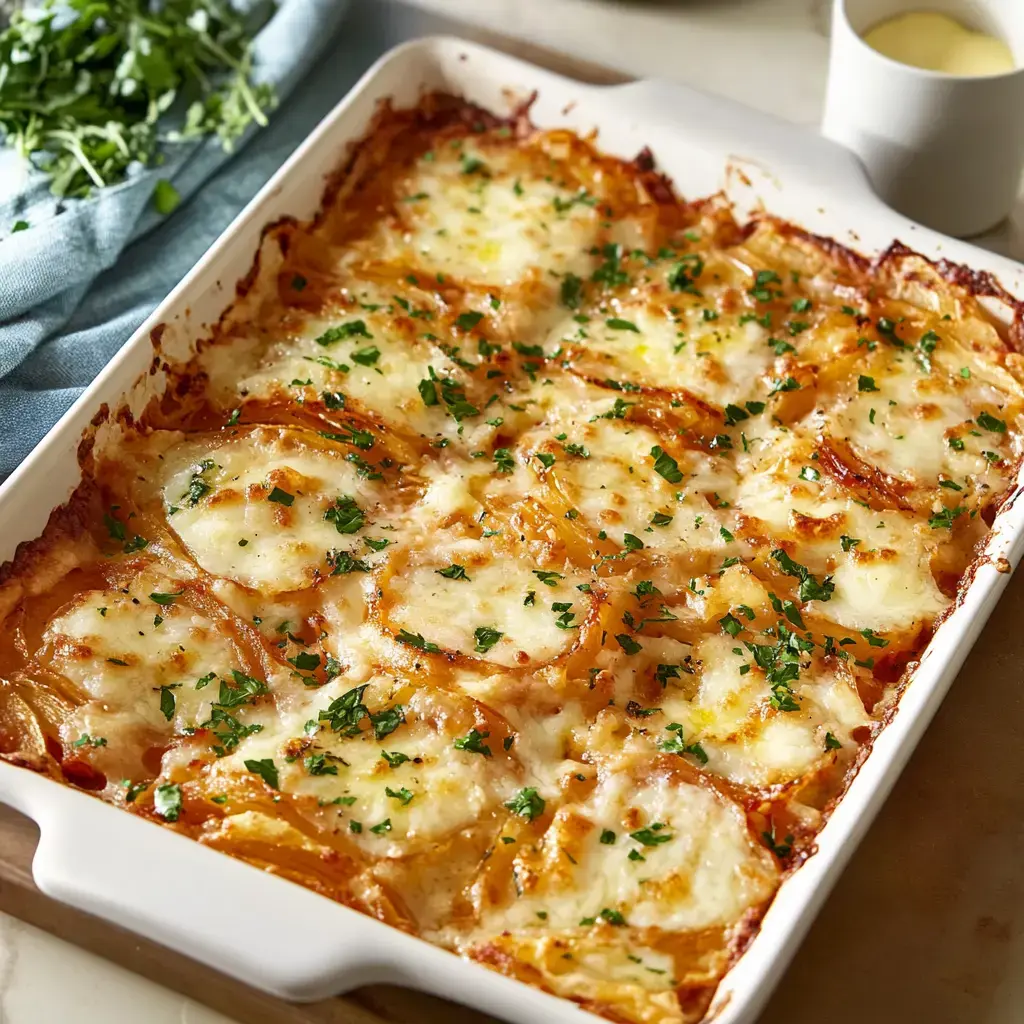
[
  {"x1": 9, "y1": 770, "x2": 392, "y2": 1000},
  {"x1": 602, "y1": 77, "x2": 880, "y2": 202}
]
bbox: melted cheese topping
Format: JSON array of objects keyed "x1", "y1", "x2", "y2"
[
  {"x1": 2, "y1": 97, "x2": 1023, "y2": 1024},
  {"x1": 158, "y1": 428, "x2": 394, "y2": 593}
]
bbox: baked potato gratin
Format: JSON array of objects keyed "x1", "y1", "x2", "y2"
[{"x1": 1, "y1": 94, "x2": 1023, "y2": 1023}]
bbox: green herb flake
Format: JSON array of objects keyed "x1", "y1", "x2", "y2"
[
  {"x1": 153, "y1": 783, "x2": 183, "y2": 822},
  {"x1": 267, "y1": 487, "x2": 294, "y2": 507},
  {"x1": 629, "y1": 825, "x2": 673, "y2": 847},
  {"x1": 316, "y1": 321, "x2": 372, "y2": 347},
  {"x1": 436, "y1": 564, "x2": 471, "y2": 581},
  {"x1": 504, "y1": 787, "x2": 545, "y2": 821},
  {"x1": 454, "y1": 728, "x2": 493, "y2": 757},
  {"x1": 152, "y1": 179, "x2": 181, "y2": 215},
  {"x1": 977, "y1": 411, "x2": 1007, "y2": 434},
  {"x1": 650, "y1": 445, "x2": 683, "y2": 484},
  {"x1": 474, "y1": 626, "x2": 504, "y2": 654},
  {"x1": 395, "y1": 629, "x2": 441, "y2": 654},
  {"x1": 605, "y1": 317, "x2": 640, "y2": 333}
]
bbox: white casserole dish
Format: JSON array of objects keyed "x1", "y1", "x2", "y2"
[{"x1": 1, "y1": 36, "x2": 1022, "y2": 1024}]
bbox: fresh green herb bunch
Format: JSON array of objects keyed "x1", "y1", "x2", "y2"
[{"x1": 0, "y1": 0, "x2": 276, "y2": 198}]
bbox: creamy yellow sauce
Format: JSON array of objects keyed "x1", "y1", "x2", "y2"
[{"x1": 863, "y1": 11, "x2": 1014, "y2": 76}]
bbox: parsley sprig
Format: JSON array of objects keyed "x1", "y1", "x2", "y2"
[{"x1": 0, "y1": 0, "x2": 275, "y2": 199}]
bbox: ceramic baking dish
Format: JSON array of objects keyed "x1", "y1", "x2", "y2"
[{"x1": 1, "y1": 36, "x2": 1022, "y2": 1024}]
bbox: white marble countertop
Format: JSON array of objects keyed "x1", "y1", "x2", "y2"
[{"x1": 2, "y1": 1, "x2": 1021, "y2": 1022}]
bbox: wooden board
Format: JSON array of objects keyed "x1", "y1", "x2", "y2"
[{"x1": 3, "y1": 5, "x2": 1024, "y2": 1023}]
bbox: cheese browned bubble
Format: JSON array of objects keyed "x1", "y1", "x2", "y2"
[{"x1": 1, "y1": 96, "x2": 1023, "y2": 1024}]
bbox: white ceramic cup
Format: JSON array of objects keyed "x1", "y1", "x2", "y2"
[{"x1": 822, "y1": 0, "x2": 1024, "y2": 237}]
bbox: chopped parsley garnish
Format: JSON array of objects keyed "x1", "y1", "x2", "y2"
[
  {"x1": 493, "y1": 447, "x2": 515, "y2": 474},
  {"x1": 316, "y1": 321, "x2": 372, "y2": 346},
  {"x1": 179, "y1": 458, "x2": 215, "y2": 507},
  {"x1": 454, "y1": 729, "x2": 492, "y2": 757},
  {"x1": 395, "y1": 629, "x2": 441, "y2": 654},
  {"x1": 719, "y1": 613, "x2": 743, "y2": 637},
  {"x1": 456, "y1": 311, "x2": 484, "y2": 331},
  {"x1": 762, "y1": 828, "x2": 794, "y2": 858},
  {"x1": 319, "y1": 423, "x2": 375, "y2": 450},
  {"x1": 324, "y1": 495, "x2": 365, "y2": 534},
  {"x1": 215, "y1": 670, "x2": 268, "y2": 709},
  {"x1": 318, "y1": 685, "x2": 369, "y2": 735},
  {"x1": 561, "y1": 273, "x2": 583, "y2": 309},
  {"x1": 658, "y1": 722, "x2": 708, "y2": 763},
  {"x1": 304, "y1": 753, "x2": 338, "y2": 776},
  {"x1": 244, "y1": 758, "x2": 279, "y2": 790},
  {"x1": 650, "y1": 445, "x2": 683, "y2": 483},
  {"x1": 858, "y1": 375, "x2": 879, "y2": 393},
  {"x1": 350, "y1": 345, "x2": 381, "y2": 366},
  {"x1": 592, "y1": 242, "x2": 630, "y2": 288},
  {"x1": 158, "y1": 685, "x2": 178, "y2": 721},
  {"x1": 327, "y1": 550, "x2": 370, "y2": 575},
  {"x1": 369, "y1": 706, "x2": 404, "y2": 740},
  {"x1": 748, "y1": 268, "x2": 781, "y2": 302},
  {"x1": 386, "y1": 786, "x2": 414, "y2": 806},
  {"x1": 153, "y1": 783, "x2": 183, "y2": 822},
  {"x1": 769, "y1": 376, "x2": 801, "y2": 395},
  {"x1": 615, "y1": 633, "x2": 643, "y2": 655},
  {"x1": 928, "y1": 505, "x2": 965, "y2": 529},
  {"x1": 73, "y1": 733, "x2": 107, "y2": 748},
  {"x1": 473, "y1": 626, "x2": 503, "y2": 654},
  {"x1": 768, "y1": 592, "x2": 804, "y2": 628},
  {"x1": 977, "y1": 411, "x2": 1007, "y2": 434},
  {"x1": 532, "y1": 570, "x2": 563, "y2": 587},
  {"x1": 771, "y1": 548, "x2": 834, "y2": 602},
  {"x1": 267, "y1": 487, "x2": 294, "y2": 507},
  {"x1": 667, "y1": 253, "x2": 703, "y2": 293},
  {"x1": 861, "y1": 628, "x2": 889, "y2": 648},
  {"x1": 629, "y1": 824, "x2": 672, "y2": 847},
  {"x1": 418, "y1": 366, "x2": 479, "y2": 421},
  {"x1": 505, "y1": 787, "x2": 545, "y2": 821},
  {"x1": 436, "y1": 564, "x2": 471, "y2": 581},
  {"x1": 743, "y1": 625, "x2": 811, "y2": 712},
  {"x1": 605, "y1": 317, "x2": 639, "y2": 332},
  {"x1": 592, "y1": 397, "x2": 635, "y2": 421}
]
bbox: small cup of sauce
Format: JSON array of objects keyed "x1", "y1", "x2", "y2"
[{"x1": 822, "y1": 1, "x2": 1024, "y2": 237}]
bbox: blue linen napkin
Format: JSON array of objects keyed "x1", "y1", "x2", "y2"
[{"x1": 0, "y1": 0, "x2": 355, "y2": 479}]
